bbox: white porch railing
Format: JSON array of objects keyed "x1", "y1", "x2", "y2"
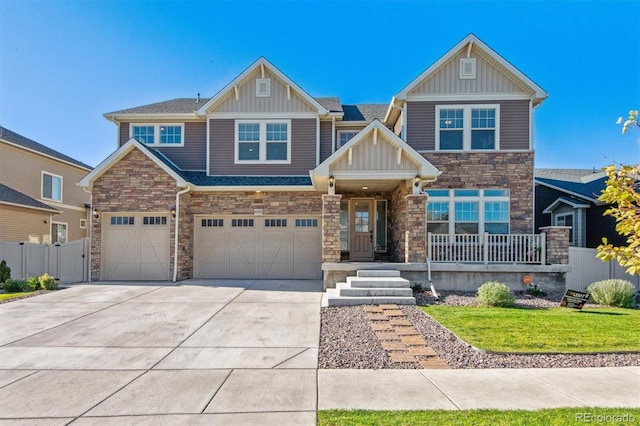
[{"x1": 427, "y1": 233, "x2": 546, "y2": 265}]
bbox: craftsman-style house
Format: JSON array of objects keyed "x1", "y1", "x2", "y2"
[{"x1": 80, "y1": 34, "x2": 561, "y2": 287}]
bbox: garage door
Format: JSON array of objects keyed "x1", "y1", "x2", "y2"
[
  {"x1": 103, "y1": 214, "x2": 170, "y2": 280},
  {"x1": 194, "y1": 216, "x2": 321, "y2": 279}
]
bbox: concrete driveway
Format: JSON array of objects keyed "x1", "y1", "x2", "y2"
[{"x1": 0, "y1": 280, "x2": 322, "y2": 425}]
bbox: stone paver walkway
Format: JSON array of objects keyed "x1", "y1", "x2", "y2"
[{"x1": 364, "y1": 304, "x2": 449, "y2": 368}]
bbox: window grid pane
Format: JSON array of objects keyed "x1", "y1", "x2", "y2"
[
  {"x1": 339, "y1": 131, "x2": 358, "y2": 147},
  {"x1": 160, "y1": 126, "x2": 182, "y2": 144},
  {"x1": 133, "y1": 126, "x2": 155, "y2": 144},
  {"x1": 238, "y1": 123, "x2": 260, "y2": 141},
  {"x1": 454, "y1": 202, "x2": 479, "y2": 222},
  {"x1": 266, "y1": 123, "x2": 287, "y2": 141}
]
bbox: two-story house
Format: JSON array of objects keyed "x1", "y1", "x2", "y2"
[
  {"x1": 0, "y1": 126, "x2": 92, "y2": 244},
  {"x1": 80, "y1": 34, "x2": 552, "y2": 286}
]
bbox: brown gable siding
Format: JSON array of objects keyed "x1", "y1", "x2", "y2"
[
  {"x1": 119, "y1": 122, "x2": 207, "y2": 171},
  {"x1": 406, "y1": 100, "x2": 530, "y2": 151},
  {"x1": 319, "y1": 120, "x2": 333, "y2": 162},
  {"x1": 209, "y1": 118, "x2": 316, "y2": 175}
]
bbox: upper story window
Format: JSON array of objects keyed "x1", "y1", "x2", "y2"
[
  {"x1": 42, "y1": 172, "x2": 62, "y2": 202},
  {"x1": 235, "y1": 120, "x2": 291, "y2": 164},
  {"x1": 436, "y1": 105, "x2": 499, "y2": 151},
  {"x1": 426, "y1": 189, "x2": 509, "y2": 235},
  {"x1": 337, "y1": 130, "x2": 359, "y2": 149},
  {"x1": 130, "y1": 124, "x2": 184, "y2": 146}
]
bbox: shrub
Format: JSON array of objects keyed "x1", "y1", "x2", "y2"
[
  {"x1": 25, "y1": 276, "x2": 40, "y2": 291},
  {"x1": 38, "y1": 273, "x2": 58, "y2": 291},
  {"x1": 587, "y1": 279, "x2": 636, "y2": 308},
  {"x1": 476, "y1": 281, "x2": 515, "y2": 307},
  {"x1": 0, "y1": 260, "x2": 10, "y2": 283},
  {"x1": 2, "y1": 280, "x2": 28, "y2": 293},
  {"x1": 526, "y1": 283, "x2": 547, "y2": 298}
]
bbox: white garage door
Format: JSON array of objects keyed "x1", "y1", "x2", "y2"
[
  {"x1": 194, "y1": 216, "x2": 321, "y2": 279},
  {"x1": 103, "y1": 214, "x2": 170, "y2": 280}
]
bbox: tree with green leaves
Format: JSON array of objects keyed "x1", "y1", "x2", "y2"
[{"x1": 596, "y1": 110, "x2": 640, "y2": 275}]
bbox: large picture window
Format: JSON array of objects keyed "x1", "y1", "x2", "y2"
[
  {"x1": 426, "y1": 189, "x2": 510, "y2": 235},
  {"x1": 235, "y1": 120, "x2": 291, "y2": 163},
  {"x1": 436, "y1": 105, "x2": 499, "y2": 151}
]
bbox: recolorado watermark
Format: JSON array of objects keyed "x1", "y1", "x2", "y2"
[{"x1": 575, "y1": 412, "x2": 636, "y2": 424}]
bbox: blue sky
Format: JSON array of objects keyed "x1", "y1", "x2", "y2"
[{"x1": 1, "y1": 0, "x2": 638, "y2": 168}]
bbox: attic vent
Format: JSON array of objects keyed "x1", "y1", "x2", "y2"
[
  {"x1": 256, "y1": 78, "x2": 271, "y2": 97},
  {"x1": 460, "y1": 58, "x2": 476, "y2": 79}
]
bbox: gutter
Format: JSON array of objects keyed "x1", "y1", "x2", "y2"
[{"x1": 173, "y1": 185, "x2": 192, "y2": 282}]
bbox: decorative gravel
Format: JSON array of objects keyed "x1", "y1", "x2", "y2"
[{"x1": 319, "y1": 290, "x2": 640, "y2": 369}]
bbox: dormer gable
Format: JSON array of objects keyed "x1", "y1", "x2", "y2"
[{"x1": 197, "y1": 57, "x2": 329, "y2": 116}]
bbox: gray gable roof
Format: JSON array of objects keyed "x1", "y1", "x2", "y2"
[
  {"x1": 107, "y1": 98, "x2": 210, "y2": 115},
  {"x1": 0, "y1": 183, "x2": 59, "y2": 212},
  {"x1": 535, "y1": 168, "x2": 605, "y2": 183},
  {"x1": 342, "y1": 104, "x2": 389, "y2": 122},
  {"x1": 315, "y1": 97, "x2": 343, "y2": 113},
  {"x1": 0, "y1": 126, "x2": 92, "y2": 170}
]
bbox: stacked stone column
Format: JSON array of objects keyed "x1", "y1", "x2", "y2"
[
  {"x1": 322, "y1": 194, "x2": 342, "y2": 263},
  {"x1": 404, "y1": 194, "x2": 427, "y2": 263},
  {"x1": 540, "y1": 226, "x2": 570, "y2": 264}
]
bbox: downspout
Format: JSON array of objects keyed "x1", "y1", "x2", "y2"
[
  {"x1": 82, "y1": 187, "x2": 92, "y2": 283},
  {"x1": 173, "y1": 185, "x2": 192, "y2": 282}
]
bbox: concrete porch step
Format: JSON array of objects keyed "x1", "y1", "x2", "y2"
[
  {"x1": 336, "y1": 283, "x2": 413, "y2": 297},
  {"x1": 322, "y1": 289, "x2": 416, "y2": 307},
  {"x1": 346, "y1": 276, "x2": 411, "y2": 289},
  {"x1": 357, "y1": 270, "x2": 401, "y2": 278}
]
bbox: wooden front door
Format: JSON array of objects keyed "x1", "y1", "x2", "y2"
[{"x1": 350, "y1": 199, "x2": 374, "y2": 261}]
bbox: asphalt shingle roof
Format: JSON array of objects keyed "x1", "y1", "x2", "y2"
[
  {"x1": 0, "y1": 126, "x2": 92, "y2": 170},
  {"x1": 534, "y1": 168, "x2": 605, "y2": 183},
  {"x1": 314, "y1": 97, "x2": 343, "y2": 113},
  {"x1": 0, "y1": 183, "x2": 59, "y2": 212},
  {"x1": 107, "y1": 98, "x2": 211, "y2": 115},
  {"x1": 342, "y1": 104, "x2": 389, "y2": 122},
  {"x1": 535, "y1": 176, "x2": 607, "y2": 202}
]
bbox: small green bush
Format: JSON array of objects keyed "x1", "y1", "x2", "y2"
[
  {"x1": 526, "y1": 283, "x2": 547, "y2": 298},
  {"x1": 587, "y1": 279, "x2": 636, "y2": 308},
  {"x1": 2, "y1": 280, "x2": 28, "y2": 293},
  {"x1": 38, "y1": 273, "x2": 58, "y2": 291},
  {"x1": 476, "y1": 281, "x2": 515, "y2": 307},
  {"x1": 0, "y1": 260, "x2": 10, "y2": 283},
  {"x1": 25, "y1": 276, "x2": 40, "y2": 291}
]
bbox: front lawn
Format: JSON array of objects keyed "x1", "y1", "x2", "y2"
[
  {"x1": 0, "y1": 292, "x2": 32, "y2": 302},
  {"x1": 319, "y1": 408, "x2": 640, "y2": 426},
  {"x1": 421, "y1": 306, "x2": 640, "y2": 353}
]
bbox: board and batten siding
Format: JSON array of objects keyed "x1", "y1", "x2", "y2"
[
  {"x1": 208, "y1": 68, "x2": 316, "y2": 114},
  {"x1": 209, "y1": 118, "x2": 317, "y2": 175},
  {"x1": 119, "y1": 121, "x2": 207, "y2": 171},
  {"x1": 331, "y1": 131, "x2": 419, "y2": 173},
  {"x1": 405, "y1": 100, "x2": 530, "y2": 151},
  {"x1": 408, "y1": 47, "x2": 535, "y2": 96}
]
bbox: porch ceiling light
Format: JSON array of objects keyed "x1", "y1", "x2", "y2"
[
  {"x1": 328, "y1": 175, "x2": 335, "y2": 188},
  {"x1": 414, "y1": 175, "x2": 421, "y2": 187}
]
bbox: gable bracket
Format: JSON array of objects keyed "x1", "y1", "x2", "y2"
[
  {"x1": 233, "y1": 85, "x2": 239, "y2": 101},
  {"x1": 287, "y1": 84, "x2": 291, "y2": 100},
  {"x1": 348, "y1": 147, "x2": 353, "y2": 166},
  {"x1": 261, "y1": 63, "x2": 265, "y2": 78},
  {"x1": 373, "y1": 127, "x2": 378, "y2": 145},
  {"x1": 466, "y1": 41, "x2": 474, "y2": 58},
  {"x1": 397, "y1": 147, "x2": 402, "y2": 165}
]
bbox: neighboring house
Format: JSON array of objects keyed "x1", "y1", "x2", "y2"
[
  {"x1": 79, "y1": 34, "x2": 551, "y2": 284},
  {"x1": 0, "y1": 126, "x2": 92, "y2": 244},
  {"x1": 535, "y1": 168, "x2": 624, "y2": 248}
]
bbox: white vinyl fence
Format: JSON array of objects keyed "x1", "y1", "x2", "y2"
[
  {"x1": 566, "y1": 247, "x2": 640, "y2": 291},
  {"x1": 0, "y1": 238, "x2": 89, "y2": 283}
]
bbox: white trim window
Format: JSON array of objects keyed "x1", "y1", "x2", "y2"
[
  {"x1": 426, "y1": 189, "x2": 510, "y2": 235},
  {"x1": 554, "y1": 212, "x2": 574, "y2": 245},
  {"x1": 337, "y1": 130, "x2": 359, "y2": 149},
  {"x1": 235, "y1": 120, "x2": 291, "y2": 163},
  {"x1": 435, "y1": 104, "x2": 500, "y2": 151},
  {"x1": 130, "y1": 124, "x2": 184, "y2": 146},
  {"x1": 42, "y1": 171, "x2": 62, "y2": 202},
  {"x1": 51, "y1": 222, "x2": 67, "y2": 243}
]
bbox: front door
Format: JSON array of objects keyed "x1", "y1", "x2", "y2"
[{"x1": 350, "y1": 199, "x2": 374, "y2": 261}]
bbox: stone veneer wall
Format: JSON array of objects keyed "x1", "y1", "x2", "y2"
[
  {"x1": 390, "y1": 184, "x2": 411, "y2": 262},
  {"x1": 405, "y1": 194, "x2": 428, "y2": 262},
  {"x1": 91, "y1": 149, "x2": 181, "y2": 281},
  {"x1": 540, "y1": 226, "x2": 570, "y2": 264},
  {"x1": 423, "y1": 152, "x2": 534, "y2": 233},
  {"x1": 321, "y1": 194, "x2": 342, "y2": 262}
]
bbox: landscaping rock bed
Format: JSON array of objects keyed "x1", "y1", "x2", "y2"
[{"x1": 319, "y1": 290, "x2": 640, "y2": 369}]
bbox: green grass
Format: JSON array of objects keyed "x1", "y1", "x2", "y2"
[
  {"x1": 421, "y1": 306, "x2": 640, "y2": 353},
  {"x1": 0, "y1": 292, "x2": 32, "y2": 301},
  {"x1": 318, "y1": 408, "x2": 640, "y2": 425}
]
